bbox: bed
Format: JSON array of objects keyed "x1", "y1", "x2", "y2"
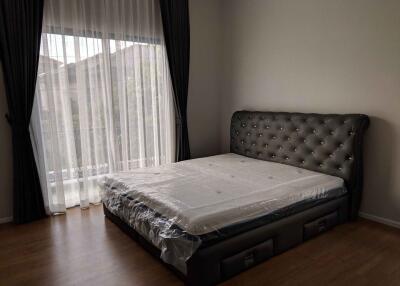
[{"x1": 102, "y1": 111, "x2": 369, "y2": 286}]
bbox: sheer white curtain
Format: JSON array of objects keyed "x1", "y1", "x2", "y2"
[{"x1": 31, "y1": 0, "x2": 175, "y2": 214}]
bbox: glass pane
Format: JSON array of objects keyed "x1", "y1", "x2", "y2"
[{"x1": 36, "y1": 33, "x2": 169, "y2": 179}]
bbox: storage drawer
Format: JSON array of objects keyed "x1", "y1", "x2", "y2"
[
  {"x1": 221, "y1": 239, "x2": 273, "y2": 279},
  {"x1": 303, "y1": 211, "x2": 338, "y2": 240}
]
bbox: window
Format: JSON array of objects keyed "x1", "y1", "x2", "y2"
[{"x1": 31, "y1": 0, "x2": 174, "y2": 212}]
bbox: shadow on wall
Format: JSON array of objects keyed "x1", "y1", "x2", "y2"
[{"x1": 362, "y1": 116, "x2": 400, "y2": 218}]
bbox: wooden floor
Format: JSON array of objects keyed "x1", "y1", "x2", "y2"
[{"x1": 1, "y1": 206, "x2": 400, "y2": 286}]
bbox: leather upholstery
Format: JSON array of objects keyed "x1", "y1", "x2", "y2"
[
  {"x1": 104, "y1": 196, "x2": 350, "y2": 286},
  {"x1": 230, "y1": 111, "x2": 369, "y2": 219},
  {"x1": 187, "y1": 196, "x2": 349, "y2": 286}
]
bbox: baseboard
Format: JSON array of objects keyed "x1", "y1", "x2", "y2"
[
  {"x1": 0, "y1": 216, "x2": 13, "y2": 224},
  {"x1": 359, "y1": 212, "x2": 400, "y2": 229}
]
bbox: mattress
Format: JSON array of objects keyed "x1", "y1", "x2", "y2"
[{"x1": 102, "y1": 153, "x2": 347, "y2": 273}]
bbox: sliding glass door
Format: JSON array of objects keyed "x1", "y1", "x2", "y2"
[{"x1": 31, "y1": 0, "x2": 175, "y2": 213}]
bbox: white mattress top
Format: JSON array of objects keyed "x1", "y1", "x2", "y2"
[{"x1": 104, "y1": 153, "x2": 345, "y2": 235}]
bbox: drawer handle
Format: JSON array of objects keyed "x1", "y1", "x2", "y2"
[
  {"x1": 318, "y1": 219, "x2": 327, "y2": 232},
  {"x1": 244, "y1": 252, "x2": 255, "y2": 267}
]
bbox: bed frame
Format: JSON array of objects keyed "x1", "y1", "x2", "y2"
[{"x1": 103, "y1": 110, "x2": 369, "y2": 286}]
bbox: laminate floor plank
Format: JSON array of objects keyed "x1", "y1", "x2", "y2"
[{"x1": 0, "y1": 205, "x2": 399, "y2": 286}]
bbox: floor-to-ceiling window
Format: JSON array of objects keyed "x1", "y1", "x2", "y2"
[{"x1": 30, "y1": 0, "x2": 175, "y2": 213}]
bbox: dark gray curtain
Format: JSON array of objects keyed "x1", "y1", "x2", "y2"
[
  {"x1": 159, "y1": 0, "x2": 191, "y2": 161},
  {"x1": 0, "y1": 0, "x2": 46, "y2": 223}
]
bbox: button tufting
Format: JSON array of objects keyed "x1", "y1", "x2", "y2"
[{"x1": 230, "y1": 112, "x2": 366, "y2": 181}]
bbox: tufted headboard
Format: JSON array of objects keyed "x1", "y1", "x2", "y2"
[{"x1": 230, "y1": 110, "x2": 370, "y2": 219}]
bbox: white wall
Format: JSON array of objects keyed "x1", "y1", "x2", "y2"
[
  {"x1": 0, "y1": 67, "x2": 13, "y2": 222},
  {"x1": 188, "y1": 0, "x2": 223, "y2": 158},
  {"x1": 220, "y1": 0, "x2": 400, "y2": 223},
  {"x1": 2, "y1": 0, "x2": 399, "y2": 225}
]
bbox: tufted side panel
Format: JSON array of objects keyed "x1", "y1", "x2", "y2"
[{"x1": 230, "y1": 111, "x2": 369, "y2": 219}]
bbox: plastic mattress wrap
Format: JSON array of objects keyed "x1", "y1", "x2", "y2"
[{"x1": 102, "y1": 153, "x2": 347, "y2": 274}]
